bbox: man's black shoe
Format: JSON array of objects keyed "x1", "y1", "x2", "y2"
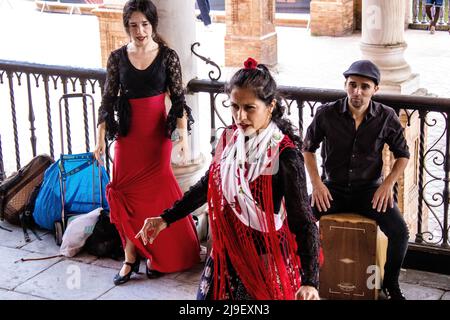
[
  {"x1": 382, "y1": 285, "x2": 406, "y2": 300},
  {"x1": 196, "y1": 14, "x2": 203, "y2": 22}
]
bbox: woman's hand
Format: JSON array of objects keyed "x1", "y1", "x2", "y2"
[
  {"x1": 135, "y1": 217, "x2": 167, "y2": 245},
  {"x1": 94, "y1": 122, "x2": 106, "y2": 166},
  {"x1": 93, "y1": 140, "x2": 106, "y2": 166},
  {"x1": 172, "y1": 127, "x2": 190, "y2": 165},
  {"x1": 296, "y1": 286, "x2": 320, "y2": 300},
  {"x1": 178, "y1": 130, "x2": 191, "y2": 165}
]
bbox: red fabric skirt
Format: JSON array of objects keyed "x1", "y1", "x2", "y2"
[{"x1": 106, "y1": 94, "x2": 200, "y2": 272}]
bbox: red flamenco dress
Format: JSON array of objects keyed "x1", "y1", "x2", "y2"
[{"x1": 97, "y1": 45, "x2": 200, "y2": 272}]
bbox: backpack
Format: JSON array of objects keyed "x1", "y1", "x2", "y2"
[
  {"x1": 84, "y1": 209, "x2": 123, "y2": 260},
  {"x1": 0, "y1": 154, "x2": 54, "y2": 226},
  {"x1": 32, "y1": 152, "x2": 110, "y2": 231}
]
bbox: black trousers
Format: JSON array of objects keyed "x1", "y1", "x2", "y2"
[{"x1": 311, "y1": 183, "x2": 409, "y2": 287}]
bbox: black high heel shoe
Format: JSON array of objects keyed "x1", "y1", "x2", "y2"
[
  {"x1": 113, "y1": 258, "x2": 140, "y2": 285},
  {"x1": 145, "y1": 260, "x2": 164, "y2": 279}
]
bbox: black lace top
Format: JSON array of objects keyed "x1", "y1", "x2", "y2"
[
  {"x1": 97, "y1": 44, "x2": 194, "y2": 140},
  {"x1": 161, "y1": 147, "x2": 320, "y2": 289}
]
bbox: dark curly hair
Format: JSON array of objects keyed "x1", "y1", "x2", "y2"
[
  {"x1": 123, "y1": 0, "x2": 166, "y2": 47},
  {"x1": 225, "y1": 63, "x2": 303, "y2": 151}
]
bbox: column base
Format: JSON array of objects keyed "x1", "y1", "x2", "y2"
[
  {"x1": 225, "y1": 32, "x2": 277, "y2": 67},
  {"x1": 172, "y1": 153, "x2": 206, "y2": 192},
  {"x1": 360, "y1": 42, "x2": 420, "y2": 94},
  {"x1": 378, "y1": 73, "x2": 420, "y2": 95},
  {"x1": 172, "y1": 154, "x2": 208, "y2": 241}
]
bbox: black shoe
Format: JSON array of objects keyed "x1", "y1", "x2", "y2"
[
  {"x1": 146, "y1": 260, "x2": 164, "y2": 279},
  {"x1": 196, "y1": 14, "x2": 203, "y2": 22},
  {"x1": 382, "y1": 284, "x2": 406, "y2": 300},
  {"x1": 113, "y1": 258, "x2": 140, "y2": 285}
]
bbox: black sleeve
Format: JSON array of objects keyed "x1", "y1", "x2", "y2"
[
  {"x1": 280, "y1": 148, "x2": 320, "y2": 289},
  {"x1": 97, "y1": 52, "x2": 120, "y2": 139},
  {"x1": 164, "y1": 48, "x2": 194, "y2": 138},
  {"x1": 385, "y1": 111, "x2": 410, "y2": 159},
  {"x1": 160, "y1": 169, "x2": 209, "y2": 226},
  {"x1": 303, "y1": 106, "x2": 325, "y2": 153}
]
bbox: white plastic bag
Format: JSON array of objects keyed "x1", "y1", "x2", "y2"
[{"x1": 60, "y1": 207, "x2": 102, "y2": 257}]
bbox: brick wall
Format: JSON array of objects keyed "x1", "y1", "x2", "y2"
[
  {"x1": 225, "y1": 0, "x2": 277, "y2": 66},
  {"x1": 93, "y1": 8, "x2": 128, "y2": 68},
  {"x1": 310, "y1": 0, "x2": 354, "y2": 36}
]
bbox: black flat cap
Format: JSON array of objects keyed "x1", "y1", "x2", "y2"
[{"x1": 343, "y1": 60, "x2": 380, "y2": 85}]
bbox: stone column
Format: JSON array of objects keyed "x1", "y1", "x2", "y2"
[
  {"x1": 361, "y1": 1, "x2": 424, "y2": 239},
  {"x1": 405, "y1": 0, "x2": 414, "y2": 27},
  {"x1": 309, "y1": 0, "x2": 354, "y2": 36},
  {"x1": 224, "y1": 0, "x2": 277, "y2": 66},
  {"x1": 360, "y1": 0, "x2": 419, "y2": 94},
  {"x1": 152, "y1": 0, "x2": 204, "y2": 176},
  {"x1": 153, "y1": 1, "x2": 208, "y2": 241}
]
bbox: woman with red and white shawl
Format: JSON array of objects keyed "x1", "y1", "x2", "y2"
[{"x1": 136, "y1": 58, "x2": 320, "y2": 300}]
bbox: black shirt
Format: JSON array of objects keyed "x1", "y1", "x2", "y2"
[
  {"x1": 160, "y1": 147, "x2": 320, "y2": 289},
  {"x1": 97, "y1": 44, "x2": 193, "y2": 139},
  {"x1": 304, "y1": 98, "x2": 410, "y2": 187}
]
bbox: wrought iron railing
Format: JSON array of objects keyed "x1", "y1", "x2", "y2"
[
  {"x1": 0, "y1": 60, "x2": 108, "y2": 176},
  {"x1": 410, "y1": 0, "x2": 450, "y2": 29},
  {"x1": 188, "y1": 79, "x2": 450, "y2": 251},
  {"x1": 1, "y1": 58, "x2": 449, "y2": 252}
]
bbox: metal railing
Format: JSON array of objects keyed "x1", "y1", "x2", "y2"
[
  {"x1": 1, "y1": 58, "x2": 449, "y2": 253},
  {"x1": 0, "y1": 60, "x2": 108, "y2": 176}
]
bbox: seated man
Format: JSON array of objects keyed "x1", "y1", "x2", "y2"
[{"x1": 303, "y1": 60, "x2": 410, "y2": 300}]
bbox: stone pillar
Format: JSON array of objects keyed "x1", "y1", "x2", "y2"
[
  {"x1": 405, "y1": 0, "x2": 413, "y2": 27},
  {"x1": 310, "y1": 0, "x2": 354, "y2": 36},
  {"x1": 224, "y1": 0, "x2": 277, "y2": 67},
  {"x1": 360, "y1": 0, "x2": 419, "y2": 94},
  {"x1": 152, "y1": 0, "x2": 203, "y2": 169},
  {"x1": 153, "y1": 1, "x2": 208, "y2": 241},
  {"x1": 361, "y1": 1, "x2": 424, "y2": 239}
]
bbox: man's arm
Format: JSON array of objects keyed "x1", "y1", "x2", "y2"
[
  {"x1": 372, "y1": 157, "x2": 409, "y2": 212},
  {"x1": 304, "y1": 151, "x2": 333, "y2": 212}
]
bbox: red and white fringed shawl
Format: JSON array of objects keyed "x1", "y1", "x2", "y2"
[{"x1": 207, "y1": 124, "x2": 302, "y2": 300}]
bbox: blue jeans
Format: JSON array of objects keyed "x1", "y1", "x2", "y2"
[
  {"x1": 197, "y1": 0, "x2": 211, "y2": 26},
  {"x1": 311, "y1": 182, "x2": 409, "y2": 287},
  {"x1": 426, "y1": 0, "x2": 443, "y2": 7}
]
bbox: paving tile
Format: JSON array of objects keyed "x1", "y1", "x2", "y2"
[
  {"x1": 0, "y1": 221, "x2": 49, "y2": 250},
  {"x1": 0, "y1": 288, "x2": 45, "y2": 300},
  {"x1": 97, "y1": 277, "x2": 198, "y2": 300},
  {"x1": 68, "y1": 251, "x2": 98, "y2": 264},
  {"x1": 401, "y1": 283, "x2": 445, "y2": 300},
  {"x1": 0, "y1": 247, "x2": 62, "y2": 290},
  {"x1": 90, "y1": 257, "x2": 123, "y2": 270},
  {"x1": 14, "y1": 260, "x2": 116, "y2": 300},
  {"x1": 441, "y1": 291, "x2": 450, "y2": 300},
  {"x1": 400, "y1": 269, "x2": 450, "y2": 291},
  {"x1": 172, "y1": 262, "x2": 204, "y2": 285},
  {"x1": 20, "y1": 233, "x2": 61, "y2": 256}
]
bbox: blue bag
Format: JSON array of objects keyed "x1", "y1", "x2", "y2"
[{"x1": 33, "y1": 152, "x2": 109, "y2": 231}]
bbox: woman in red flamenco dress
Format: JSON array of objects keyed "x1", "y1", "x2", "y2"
[{"x1": 94, "y1": 0, "x2": 199, "y2": 285}]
